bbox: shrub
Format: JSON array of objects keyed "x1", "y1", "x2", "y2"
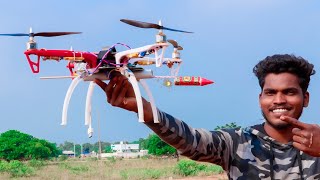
[
  {"x1": 6, "y1": 160, "x2": 34, "y2": 177},
  {"x1": 0, "y1": 161, "x2": 9, "y2": 172},
  {"x1": 144, "y1": 169, "x2": 162, "y2": 179},
  {"x1": 87, "y1": 157, "x2": 98, "y2": 161},
  {"x1": 140, "y1": 154, "x2": 151, "y2": 160},
  {"x1": 203, "y1": 163, "x2": 224, "y2": 174},
  {"x1": 107, "y1": 156, "x2": 116, "y2": 163},
  {"x1": 175, "y1": 159, "x2": 223, "y2": 176},
  {"x1": 28, "y1": 159, "x2": 47, "y2": 169},
  {"x1": 120, "y1": 170, "x2": 128, "y2": 179},
  {"x1": 59, "y1": 162, "x2": 89, "y2": 174},
  {"x1": 176, "y1": 159, "x2": 199, "y2": 176},
  {"x1": 58, "y1": 155, "x2": 68, "y2": 161}
]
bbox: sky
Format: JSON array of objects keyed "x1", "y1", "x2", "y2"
[{"x1": 0, "y1": 0, "x2": 320, "y2": 145}]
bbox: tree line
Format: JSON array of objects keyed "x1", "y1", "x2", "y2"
[{"x1": 0, "y1": 122, "x2": 239, "y2": 161}]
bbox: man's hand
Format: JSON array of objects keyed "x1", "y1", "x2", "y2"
[
  {"x1": 94, "y1": 73, "x2": 154, "y2": 122},
  {"x1": 280, "y1": 116, "x2": 320, "y2": 157},
  {"x1": 94, "y1": 74, "x2": 138, "y2": 112}
]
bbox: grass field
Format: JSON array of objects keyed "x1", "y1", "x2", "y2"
[{"x1": 0, "y1": 157, "x2": 227, "y2": 179}]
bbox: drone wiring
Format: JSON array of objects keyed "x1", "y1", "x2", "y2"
[{"x1": 89, "y1": 42, "x2": 131, "y2": 75}]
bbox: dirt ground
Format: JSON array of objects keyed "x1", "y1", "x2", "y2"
[{"x1": 170, "y1": 174, "x2": 228, "y2": 180}]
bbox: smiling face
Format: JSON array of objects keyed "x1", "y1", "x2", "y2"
[{"x1": 259, "y1": 72, "x2": 309, "y2": 129}]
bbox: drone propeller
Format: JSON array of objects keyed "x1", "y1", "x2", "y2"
[
  {"x1": 167, "y1": 39, "x2": 183, "y2": 50},
  {"x1": 0, "y1": 27, "x2": 81, "y2": 37},
  {"x1": 120, "y1": 19, "x2": 193, "y2": 33}
]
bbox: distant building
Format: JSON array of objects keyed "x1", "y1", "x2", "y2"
[
  {"x1": 111, "y1": 141, "x2": 139, "y2": 152},
  {"x1": 62, "y1": 150, "x2": 75, "y2": 157}
]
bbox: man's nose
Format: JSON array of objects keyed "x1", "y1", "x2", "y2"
[{"x1": 273, "y1": 93, "x2": 286, "y2": 104}]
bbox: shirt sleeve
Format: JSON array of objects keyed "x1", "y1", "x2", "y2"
[{"x1": 144, "y1": 109, "x2": 236, "y2": 170}]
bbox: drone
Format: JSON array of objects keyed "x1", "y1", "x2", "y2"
[{"x1": 0, "y1": 19, "x2": 213, "y2": 138}]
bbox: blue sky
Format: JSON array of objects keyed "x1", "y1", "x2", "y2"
[{"x1": 0, "y1": 0, "x2": 320, "y2": 145}]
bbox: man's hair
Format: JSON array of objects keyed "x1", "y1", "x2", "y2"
[{"x1": 253, "y1": 54, "x2": 316, "y2": 93}]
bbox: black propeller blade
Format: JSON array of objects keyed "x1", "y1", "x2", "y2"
[
  {"x1": 0, "y1": 33, "x2": 29, "y2": 37},
  {"x1": 120, "y1": 19, "x2": 193, "y2": 33},
  {"x1": 0, "y1": 28, "x2": 81, "y2": 37},
  {"x1": 168, "y1": 39, "x2": 183, "y2": 50},
  {"x1": 33, "y1": 32, "x2": 81, "y2": 37}
]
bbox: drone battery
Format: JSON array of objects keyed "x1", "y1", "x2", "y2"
[
  {"x1": 83, "y1": 69, "x2": 154, "y2": 81},
  {"x1": 97, "y1": 47, "x2": 116, "y2": 60}
]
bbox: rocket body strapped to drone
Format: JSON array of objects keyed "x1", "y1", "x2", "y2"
[{"x1": 174, "y1": 76, "x2": 213, "y2": 86}]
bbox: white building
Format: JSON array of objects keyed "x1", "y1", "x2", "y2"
[
  {"x1": 111, "y1": 141, "x2": 139, "y2": 152},
  {"x1": 62, "y1": 150, "x2": 75, "y2": 157}
]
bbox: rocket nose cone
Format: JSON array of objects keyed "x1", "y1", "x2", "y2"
[{"x1": 201, "y1": 78, "x2": 214, "y2": 86}]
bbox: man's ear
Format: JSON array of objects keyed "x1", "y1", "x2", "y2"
[
  {"x1": 259, "y1": 93, "x2": 262, "y2": 107},
  {"x1": 303, "y1": 91, "x2": 309, "y2": 107}
]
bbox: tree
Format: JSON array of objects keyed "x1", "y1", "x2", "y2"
[
  {"x1": 82, "y1": 143, "x2": 93, "y2": 154},
  {"x1": 104, "y1": 146, "x2": 113, "y2": 153},
  {"x1": 214, "y1": 122, "x2": 240, "y2": 130},
  {"x1": 59, "y1": 141, "x2": 74, "y2": 151},
  {"x1": 27, "y1": 139, "x2": 60, "y2": 159},
  {"x1": 131, "y1": 138, "x2": 147, "y2": 150},
  {"x1": 93, "y1": 141, "x2": 111, "y2": 153},
  {"x1": 145, "y1": 134, "x2": 176, "y2": 156},
  {"x1": 0, "y1": 130, "x2": 60, "y2": 161}
]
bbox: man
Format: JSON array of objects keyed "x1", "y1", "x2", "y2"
[{"x1": 95, "y1": 54, "x2": 320, "y2": 180}]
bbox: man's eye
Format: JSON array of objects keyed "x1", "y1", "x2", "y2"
[
  {"x1": 287, "y1": 91, "x2": 296, "y2": 95},
  {"x1": 265, "y1": 92, "x2": 274, "y2": 96}
]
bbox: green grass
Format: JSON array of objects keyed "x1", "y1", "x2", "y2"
[
  {"x1": 0, "y1": 157, "x2": 226, "y2": 179},
  {"x1": 0, "y1": 160, "x2": 35, "y2": 178}
]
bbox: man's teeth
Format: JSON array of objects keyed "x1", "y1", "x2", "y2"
[{"x1": 272, "y1": 109, "x2": 288, "y2": 113}]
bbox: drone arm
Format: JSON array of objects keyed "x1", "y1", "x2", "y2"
[
  {"x1": 154, "y1": 46, "x2": 167, "y2": 67},
  {"x1": 172, "y1": 59, "x2": 182, "y2": 77},
  {"x1": 83, "y1": 69, "x2": 154, "y2": 81},
  {"x1": 61, "y1": 76, "x2": 82, "y2": 126},
  {"x1": 129, "y1": 57, "x2": 158, "y2": 66},
  {"x1": 172, "y1": 62, "x2": 182, "y2": 77},
  {"x1": 139, "y1": 79, "x2": 159, "y2": 123},
  {"x1": 24, "y1": 49, "x2": 98, "y2": 69},
  {"x1": 115, "y1": 43, "x2": 169, "y2": 67}
]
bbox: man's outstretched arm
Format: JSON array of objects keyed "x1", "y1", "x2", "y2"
[{"x1": 94, "y1": 75, "x2": 234, "y2": 170}]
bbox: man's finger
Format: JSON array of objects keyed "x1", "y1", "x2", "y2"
[
  {"x1": 280, "y1": 116, "x2": 308, "y2": 129},
  {"x1": 293, "y1": 134, "x2": 307, "y2": 145},
  {"x1": 292, "y1": 142, "x2": 308, "y2": 152},
  {"x1": 109, "y1": 70, "x2": 122, "y2": 80},
  {"x1": 113, "y1": 80, "x2": 129, "y2": 107},
  {"x1": 109, "y1": 76, "x2": 125, "y2": 105},
  {"x1": 94, "y1": 78, "x2": 107, "y2": 91},
  {"x1": 292, "y1": 128, "x2": 311, "y2": 138},
  {"x1": 106, "y1": 76, "x2": 118, "y2": 103}
]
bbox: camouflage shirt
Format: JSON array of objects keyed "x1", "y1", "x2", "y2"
[{"x1": 145, "y1": 110, "x2": 320, "y2": 180}]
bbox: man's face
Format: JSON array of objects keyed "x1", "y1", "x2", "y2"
[{"x1": 259, "y1": 72, "x2": 309, "y2": 129}]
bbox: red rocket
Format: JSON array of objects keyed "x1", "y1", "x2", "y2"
[{"x1": 174, "y1": 76, "x2": 214, "y2": 86}]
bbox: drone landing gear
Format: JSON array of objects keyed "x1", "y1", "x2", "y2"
[
  {"x1": 85, "y1": 81, "x2": 95, "y2": 138},
  {"x1": 24, "y1": 54, "x2": 41, "y2": 73},
  {"x1": 139, "y1": 79, "x2": 159, "y2": 123},
  {"x1": 124, "y1": 69, "x2": 144, "y2": 122},
  {"x1": 122, "y1": 69, "x2": 159, "y2": 123},
  {"x1": 61, "y1": 76, "x2": 82, "y2": 126},
  {"x1": 61, "y1": 68, "x2": 159, "y2": 138}
]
